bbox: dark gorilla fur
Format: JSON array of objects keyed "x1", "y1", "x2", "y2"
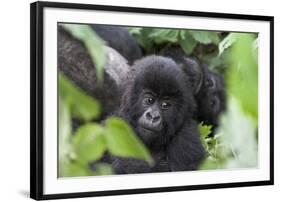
[
  {"x1": 163, "y1": 47, "x2": 226, "y2": 127},
  {"x1": 58, "y1": 26, "x2": 120, "y2": 119},
  {"x1": 91, "y1": 24, "x2": 143, "y2": 64},
  {"x1": 197, "y1": 65, "x2": 226, "y2": 126},
  {"x1": 111, "y1": 56, "x2": 205, "y2": 174}
]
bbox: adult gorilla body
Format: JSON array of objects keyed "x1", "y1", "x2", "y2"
[
  {"x1": 111, "y1": 56, "x2": 205, "y2": 174},
  {"x1": 163, "y1": 48, "x2": 226, "y2": 128}
]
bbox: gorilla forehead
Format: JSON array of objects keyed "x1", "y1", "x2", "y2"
[{"x1": 133, "y1": 56, "x2": 186, "y2": 96}]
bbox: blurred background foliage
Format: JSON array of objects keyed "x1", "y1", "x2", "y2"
[{"x1": 59, "y1": 24, "x2": 258, "y2": 177}]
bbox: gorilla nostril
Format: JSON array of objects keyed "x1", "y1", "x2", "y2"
[
  {"x1": 152, "y1": 115, "x2": 161, "y2": 124},
  {"x1": 152, "y1": 115, "x2": 160, "y2": 123},
  {"x1": 145, "y1": 111, "x2": 153, "y2": 120}
]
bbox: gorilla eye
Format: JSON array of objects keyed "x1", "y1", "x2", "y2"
[
  {"x1": 206, "y1": 77, "x2": 216, "y2": 89},
  {"x1": 144, "y1": 97, "x2": 155, "y2": 105},
  {"x1": 161, "y1": 102, "x2": 171, "y2": 110}
]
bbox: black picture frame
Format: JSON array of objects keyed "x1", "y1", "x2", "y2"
[{"x1": 30, "y1": 1, "x2": 274, "y2": 200}]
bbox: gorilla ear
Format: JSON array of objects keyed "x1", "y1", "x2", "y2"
[{"x1": 181, "y1": 57, "x2": 203, "y2": 95}]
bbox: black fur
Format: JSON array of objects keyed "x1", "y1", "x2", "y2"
[
  {"x1": 163, "y1": 47, "x2": 226, "y2": 127},
  {"x1": 111, "y1": 56, "x2": 205, "y2": 174},
  {"x1": 197, "y1": 65, "x2": 226, "y2": 127},
  {"x1": 91, "y1": 24, "x2": 142, "y2": 64}
]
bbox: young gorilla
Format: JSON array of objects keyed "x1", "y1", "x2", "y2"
[{"x1": 111, "y1": 56, "x2": 205, "y2": 174}]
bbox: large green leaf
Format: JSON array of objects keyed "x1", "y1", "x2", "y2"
[
  {"x1": 218, "y1": 33, "x2": 237, "y2": 56},
  {"x1": 179, "y1": 31, "x2": 197, "y2": 54},
  {"x1": 62, "y1": 162, "x2": 93, "y2": 177},
  {"x1": 228, "y1": 34, "x2": 258, "y2": 121},
  {"x1": 72, "y1": 124, "x2": 106, "y2": 164},
  {"x1": 58, "y1": 97, "x2": 74, "y2": 177},
  {"x1": 104, "y1": 117, "x2": 153, "y2": 165},
  {"x1": 63, "y1": 24, "x2": 106, "y2": 83},
  {"x1": 189, "y1": 31, "x2": 220, "y2": 45},
  {"x1": 216, "y1": 97, "x2": 258, "y2": 168},
  {"x1": 149, "y1": 29, "x2": 179, "y2": 44},
  {"x1": 59, "y1": 74, "x2": 101, "y2": 121},
  {"x1": 128, "y1": 27, "x2": 154, "y2": 54}
]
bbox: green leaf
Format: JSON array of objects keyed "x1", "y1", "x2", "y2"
[
  {"x1": 62, "y1": 162, "x2": 93, "y2": 177},
  {"x1": 92, "y1": 163, "x2": 114, "y2": 175},
  {"x1": 104, "y1": 117, "x2": 153, "y2": 165},
  {"x1": 59, "y1": 74, "x2": 101, "y2": 121},
  {"x1": 58, "y1": 97, "x2": 74, "y2": 177},
  {"x1": 72, "y1": 123, "x2": 106, "y2": 164},
  {"x1": 62, "y1": 24, "x2": 106, "y2": 83},
  {"x1": 149, "y1": 29, "x2": 179, "y2": 44},
  {"x1": 179, "y1": 31, "x2": 197, "y2": 54},
  {"x1": 227, "y1": 33, "x2": 258, "y2": 121},
  {"x1": 189, "y1": 31, "x2": 220, "y2": 45},
  {"x1": 131, "y1": 28, "x2": 154, "y2": 54},
  {"x1": 128, "y1": 27, "x2": 143, "y2": 35},
  {"x1": 216, "y1": 97, "x2": 258, "y2": 168},
  {"x1": 198, "y1": 122, "x2": 213, "y2": 138},
  {"x1": 218, "y1": 33, "x2": 237, "y2": 56},
  {"x1": 199, "y1": 156, "x2": 220, "y2": 170}
]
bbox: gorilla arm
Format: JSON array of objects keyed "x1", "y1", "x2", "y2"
[
  {"x1": 167, "y1": 121, "x2": 205, "y2": 171},
  {"x1": 111, "y1": 151, "x2": 170, "y2": 174}
]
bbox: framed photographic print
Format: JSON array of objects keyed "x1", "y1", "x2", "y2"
[{"x1": 30, "y1": 1, "x2": 274, "y2": 200}]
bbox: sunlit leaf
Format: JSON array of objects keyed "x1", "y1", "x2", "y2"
[
  {"x1": 72, "y1": 124, "x2": 106, "y2": 164},
  {"x1": 216, "y1": 97, "x2": 258, "y2": 168},
  {"x1": 200, "y1": 156, "x2": 221, "y2": 170},
  {"x1": 59, "y1": 74, "x2": 101, "y2": 121},
  {"x1": 58, "y1": 97, "x2": 74, "y2": 177},
  {"x1": 218, "y1": 33, "x2": 237, "y2": 56},
  {"x1": 198, "y1": 122, "x2": 213, "y2": 138},
  {"x1": 62, "y1": 162, "x2": 93, "y2": 177},
  {"x1": 228, "y1": 33, "x2": 258, "y2": 121},
  {"x1": 105, "y1": 117, "x2": 153, "y2": 165}
]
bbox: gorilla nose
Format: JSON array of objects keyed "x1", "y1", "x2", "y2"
[{"x1": 146, "y1": 111, "x2": 161, "y2": 124}]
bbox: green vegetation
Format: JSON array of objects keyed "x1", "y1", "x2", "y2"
[
  {"x1": 59, "y1": 24, "x2": 258, "y2": 176},
  {"x1": 59, "y1": 74, "x2": 153, "y2": 177}
]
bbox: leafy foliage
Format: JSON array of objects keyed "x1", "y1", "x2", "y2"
[
  {"x1": 59, "y1": 74, "x2": 153, "y2": 177},
  {"x1": 199, "y1": 33, "x2": 258, "y2": 170},
  {"x1": 59, "y1": 24, "x2": 258, "y2": 176},
  {"x1": 128, "y1": 27, "x2": 227, "y2": 73},
  {"x1": 129, "y1": 28, "x2": 221, "y2": 55}
]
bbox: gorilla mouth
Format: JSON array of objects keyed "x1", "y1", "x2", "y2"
[
  {"x1": 140, "y1": 126, "x2": 156, "y2": 134},
  {"x1": 139, "y1": 123, "x2": 163, "y2": 133}
]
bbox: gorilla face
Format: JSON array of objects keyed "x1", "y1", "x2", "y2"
[
  {"x1": 122, "y1": 56, "x2": 196, "y2": 145},
  {"x1": 137, "y1": 89, "x2": 182, "y2": 142},
  {"x1": 138, "y1": 90, "x2": 164, "y2": 132},
  {"x1": 115, "y1": 56, "x2": 205, "y2": 174},
  {"x1": 197, "y1": 70, "x2": 226, "y2": 126}
]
